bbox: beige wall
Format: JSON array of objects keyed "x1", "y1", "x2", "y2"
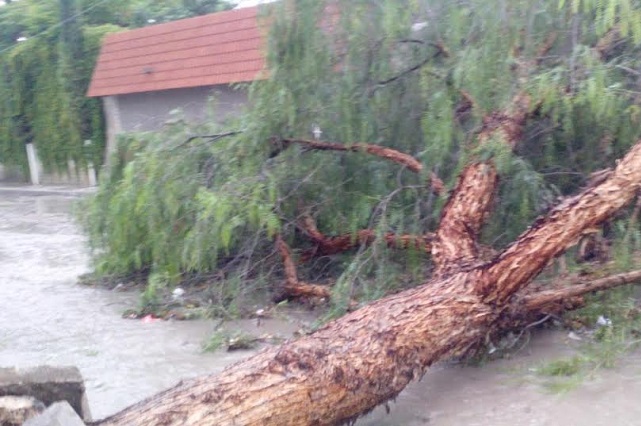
[{"x1": 102, "y1": 84, "x2": 249, "y2": 165}]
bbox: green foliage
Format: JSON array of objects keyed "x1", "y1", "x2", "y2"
[
  {"x1": 0, "y1": 0, "x2": 123, "y2": 170},
  {"x1": 0, "y1": 0, "x2": 232, "y2": 171},
  {"x1": 83, "y1": 0, "x2": 641, "y2": 312},
  {"x1": 202, "y1": 329, "x2": 228, "y2": 352},
  {"x1": 559, "y1": 0, "x2": 641, "y2": 43},
  {"x1": 80, "y1": 116, "x2": 279, "y2": 295},
  {"x1": 537, "y1": 356, "x2": 585, "y2": 376},
  {"x1": 202, "y1": 329, "x2": 258, "y2": 352}
]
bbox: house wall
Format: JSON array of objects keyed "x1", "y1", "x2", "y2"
[{"x1": 102, "y1": 84, "x2": 248, "y2": 166}]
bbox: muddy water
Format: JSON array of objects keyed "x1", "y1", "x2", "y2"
[
  {"x1": 1, "y1": 189, "x2": 640, "y2": 424},
  {"x1": 359, "y1": 332, "x2": 641, "y2": 426},
  {"x1": 0, "y1": 190, "x2": 294, "y2": 419}
]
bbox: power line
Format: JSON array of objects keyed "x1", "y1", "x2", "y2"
[{"x1": 0, "y1": 0, "x2": 114, "y2": 55}]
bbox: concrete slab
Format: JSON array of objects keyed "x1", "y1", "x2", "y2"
[
  {"x1": 0, "y1": 395, "x2": 45, "y2": 425},
  {"x1": 0, "y1": 366, "x2": 91, "y2": 421},
  {"x1": 23, "y1": 401, "x2": 86, "y2": 426}
]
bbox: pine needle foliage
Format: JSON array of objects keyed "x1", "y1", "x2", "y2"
[
  {"x1": 83, "y1": 0, "x2": 641, "y2": 305},
  {"x1": 81, "y1": 114, "x2": 280, "y2": 285}
]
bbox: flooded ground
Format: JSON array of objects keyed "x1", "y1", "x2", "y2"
[
  {"x1": 360, "y1": 331, "x2": 641, "y2": 426},
  {"x1": 1, "y1": 187, "x2": 640, "y2": 424},
  {"x1": 0, "y1": 188, "x2": 277, "y2": 419}
]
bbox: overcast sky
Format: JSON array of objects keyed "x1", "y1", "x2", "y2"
[
  {"x1": 0, "y1": 0, "x2": 276, "y2": 10},
  {"x1": 0, "y1": 0, "x2": 271, "y2": 7},
  {"x1": 234, "y1": 0, "x2": 278, "y2": 8}
]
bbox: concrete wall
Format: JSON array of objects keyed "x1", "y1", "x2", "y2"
[
  {"x1": 0, "y1": 149, "x2": 95, "y2": 186},
  {"x1": 102, "y1": 84, "x2": 248, "y2": 165},
  {"x1": 117, "y1": 85, "x2": 248, "y2": 132}
]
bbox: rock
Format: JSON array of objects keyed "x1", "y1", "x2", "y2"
[
  {"x1": 23, "y1": 401, "x2": 86, "y2": 426},
  {"x1": 0, "y1": 395, "x2": 46, "y2": 425},
  {"x1": 0, "y1": 366, "x2": 91, "y2": 421}
]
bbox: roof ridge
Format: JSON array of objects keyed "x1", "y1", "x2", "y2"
[
  {"x1": 105, "y1": 7, "x2": 259, "y2": 44},
  {"x1": 101, "y1": 23, "x2": 261, "y2": 56}
]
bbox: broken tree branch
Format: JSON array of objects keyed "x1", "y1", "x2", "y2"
[
  {"x1": 536, "y1": 32, "x2": 558, "y2": 63},
  {"x1": 481, "y1": 141, "x2": 641, "y2": 304},
  {"x1": 431, "y1": 93, "x2": 532, "y2": 276},
  {"x1": 488, "y1": 268, "x2": 641, "y2": 335},
  {"x1": 376, "y1": 40, "x2": 449, "y2": 88},
  {"x1": 173, "y1": 131, "x2": 244, "y2": 150},
  {"x1": 277, "y1": 138, "x2": 444, "y2": 194},
  {"x1": 299, "y1": 212, "x2": 433, "y2": 260},
  {"x1": 281, "y1": 138, "x2": 424, "y2": 172},
  {"x1": 521, "y1": 269, "x2": 641, "y2": 313},
  {"x1": 275, "y1": 235, "x2": 331, "y2": 300},
  {"x1": 376, "y1": 55, "x2": 439, "y2": 86}
]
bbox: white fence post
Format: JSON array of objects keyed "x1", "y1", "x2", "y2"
[{"x1": 25, "y1": 143, "x2": 40, "y2": 185}]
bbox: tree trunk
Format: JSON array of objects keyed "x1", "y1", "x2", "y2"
[{"x1": 95, "y1": 140, "x2": 641, "y2": 426}]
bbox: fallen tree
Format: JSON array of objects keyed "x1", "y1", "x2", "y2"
[
  {"x1": 85, "y1": 1, "x2": 641, "y2": 424},
  {"x1": 95, "y1": 134, "x2": 641, "y2": 426}
]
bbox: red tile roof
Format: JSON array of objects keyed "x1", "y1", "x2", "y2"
[{"x1": 87, "y1": 7, "x2": 267, "y2": 97}]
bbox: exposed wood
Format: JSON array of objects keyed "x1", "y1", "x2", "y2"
[
  {"x1": 96, "y1": 140, "x2": 641, "y2": 426},
  {"x1": 536, "y1": 32, "x2": 558, "y2": 60},
  {"x1": 521, "y1": 269, "x2": 641, "y2": 313},
  {"x1": 480, "y1": 141, "x2": 641, "y2": 304},
  {"x1": 96, "y1": 275, "x2": 493, "y2": 426},
  {"x1": 431, "y1": 163, "x2": 498, "y2": 274},
  {"x1": 431, "y1": 93, "x2": 531, "y2": 276},
  {"x1": 493, "y1": 269, "x2": 641, "y2": 332},
  {"x1": 277, "y1": 138, "x2": 444, "y2": 194},
  {"x1": 302, "y1": 230, "x2": 433, "y2": 260},
  {"x1": 282, "y1": 138, "x2": 423, "y2": 172},
  {"x1": 454, "y1": 90, "x2": 477, "y2": 121},
  {"x1": 595, "y1": 26, "x2": 622, "y2": 60},
  {"x1": 299, "y1": 213, "x2": 433, "y2": 260},
  {"x1": 275, "y1": 235, "x2": 331, "y2": 300}
]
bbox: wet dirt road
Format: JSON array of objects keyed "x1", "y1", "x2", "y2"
[
  {"x1": 360, "y1": 331, "x2": 641, "y2": 426},
  {"x1": 1, "y1": 188, "x2": 640, "y2": 424},
  {"x1": 0, "y1": 189, "x2": 262, "y2": 419}
]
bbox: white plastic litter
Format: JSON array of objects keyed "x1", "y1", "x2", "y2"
[{"x1": 596, "y1": 315, "x2": 612, "y2": 327}]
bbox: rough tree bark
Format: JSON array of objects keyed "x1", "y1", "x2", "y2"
[
  {"x1": 299, "y1": 213, "x2": 433, "y2": 260},
  {"x1": 274, "y1": 234, "x2": 332, "y2": 300},
  {"x1": 91, "y1": 11, "x2": 641, "y2": 425},
  {"x1": 95, "y1": 138, "x2": 641, "y2": 426}
]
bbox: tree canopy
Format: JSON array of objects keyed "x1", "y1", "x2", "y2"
[
  {"x1": 0, "y1": 0, "x2": 232, "y2": 174},
  {"x1": 80, "y1": 0, "x2": 641, "y2": 317}
]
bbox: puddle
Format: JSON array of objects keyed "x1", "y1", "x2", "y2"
[{"x1": 0, "y1": 191, "x2": 302, "y2": 419}]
